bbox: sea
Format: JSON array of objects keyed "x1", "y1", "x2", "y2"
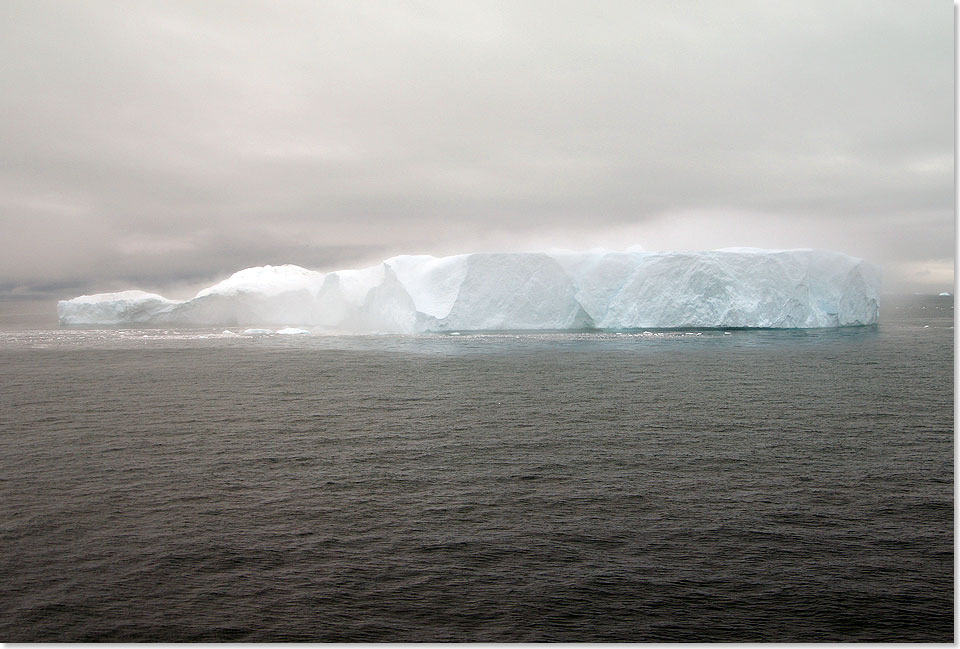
[{"x1": 0, "y1": 294, "x2": 953, "y2": 642}]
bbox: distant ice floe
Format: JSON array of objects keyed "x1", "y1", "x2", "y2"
[{"x1": 58, "y1": 248, "x2": 880, "y2": 331}]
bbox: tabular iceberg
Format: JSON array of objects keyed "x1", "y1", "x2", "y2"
[{"x1": 58, "y1": 248, "x2": 880, "y2": 331}]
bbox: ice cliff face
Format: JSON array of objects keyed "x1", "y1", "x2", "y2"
[{"x1": 58, "y1": 249, "x2": 880, "y2": 330}]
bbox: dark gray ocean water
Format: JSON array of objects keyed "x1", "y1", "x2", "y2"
[{"x1": 0, "y1": 295, "x2": 953, "y2": 641}]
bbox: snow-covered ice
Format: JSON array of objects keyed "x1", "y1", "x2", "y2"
[
  {"x1": 58, "y1": 248, "x2": 880, "y2": 331},
  {"x1": 57, "y1": 290, "x2": 178, "y2": 325}
]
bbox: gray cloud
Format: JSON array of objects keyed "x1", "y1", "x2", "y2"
[{"x1": 0, "y1": 0, "x2": 953, "y2": 300}]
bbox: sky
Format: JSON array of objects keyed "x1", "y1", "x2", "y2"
[{"x1": 0, "y1": 0, "x2": 954, "y2": 301}]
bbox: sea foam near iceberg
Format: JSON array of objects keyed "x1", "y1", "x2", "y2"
[{"x1": 58, "y1": 248, "x2": 880, "y2": 331}]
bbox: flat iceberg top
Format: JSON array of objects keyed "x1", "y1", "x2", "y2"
[
  {"x1": 68, "y1": 290, "x2": 173, "y2": 304},
  {"x1": 58, "y1": 248, "x2": 880, "y2": 331}
]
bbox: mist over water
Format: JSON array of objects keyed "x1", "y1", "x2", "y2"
[{"x1": 0, "y1": 295, "x2": 952, "y2": 641}]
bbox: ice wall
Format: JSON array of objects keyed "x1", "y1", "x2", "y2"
[{"x1": 58, "y1": 248, "x2": 880, "y2": 330}]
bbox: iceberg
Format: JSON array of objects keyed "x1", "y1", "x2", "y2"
[
  {"x1": 276, "y1": 327, "x2": 310, "y2": 335},
  {"x1": 56, "y1": 290, "x2": 178, "y2": 325},
  {"x1": 58, "y1": 248, "x2": 880, "y2": 331}
]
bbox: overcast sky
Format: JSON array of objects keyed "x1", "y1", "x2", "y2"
[{"x1": 0, "y1": 0, "x2": 953, "y2": 300}]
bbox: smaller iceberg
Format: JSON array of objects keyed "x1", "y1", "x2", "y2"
[
  {"x1": 276, "y1": 327, "x2": 310, "y2": 335},
  {"x1": 58, "y1": 290, "x2": 177, "y2": 325}
]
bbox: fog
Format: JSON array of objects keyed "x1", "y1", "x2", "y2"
[{"x1": 0, "y1": 0, "x2": 953, "y2": 302}]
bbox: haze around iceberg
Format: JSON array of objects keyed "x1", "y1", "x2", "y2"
[{"x1": 58, "y1": 248, "x2": 880, "y2": 332}]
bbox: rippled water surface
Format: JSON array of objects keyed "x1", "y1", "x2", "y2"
[{"x1": 0, "y1": 295, "x2": 953, "y2": 641}]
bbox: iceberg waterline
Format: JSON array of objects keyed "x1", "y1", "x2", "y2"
[{"x1": 58, "y1": 248, "x2": 880, "y2": 331}]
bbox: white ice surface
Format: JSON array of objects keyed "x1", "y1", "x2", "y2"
[
  {"x1": 58, "y1": 248, "x2": 880, "y2": 331},
  {"x1": 196, "y1": 265, "x2": 324, "y2": 298},
  {"x1": 57, "y1": 290, "x2": 178, "y2": 325}
]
